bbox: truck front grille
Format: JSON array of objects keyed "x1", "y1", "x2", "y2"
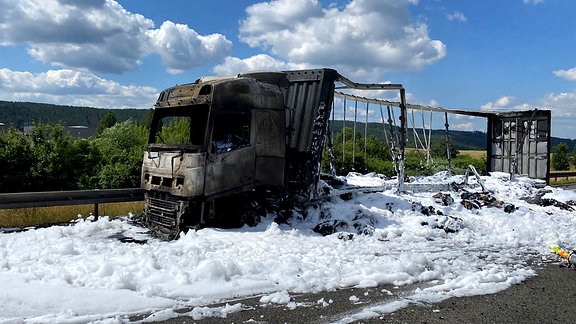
[{"x1": 146, "y1": 197, "x2": 179, "y2": 229}]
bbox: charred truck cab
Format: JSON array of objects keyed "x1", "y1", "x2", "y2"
[
  {"x1": 142, "y1": 71, "x2": 291, "y2": 239},
  {"x1": 141, "y1": 68, "x2": 406, "y2": 239}
]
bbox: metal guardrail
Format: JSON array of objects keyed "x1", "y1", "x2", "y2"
[
  {"x1": 549, "y1": 172, "x2": 576, "y2": 182},
  {"x1": 0, "y1": 188, "x2": 144, "y2": 217}
]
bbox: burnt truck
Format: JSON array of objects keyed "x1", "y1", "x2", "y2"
[{"x1": 140, "y1": 68, "x2": 406, "y2": 239}]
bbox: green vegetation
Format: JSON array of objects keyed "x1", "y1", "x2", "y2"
[
  {"x1": 330, "y1": 121, "x2": 489, "y2": 151},
  {"x1": 551, "y1": 142, "x2": 570, "y2": 171},
  {"x1": 96, "y1": 110, "x2": 118, "y2": 135},
  {"x1": 0, "y1": 113, "x2": 149, "y2": 193},
  {"x1": 322, "y1": 128, "x2": 486, "y2": 178},
  {"x1": 0, "y1": 100, "x2": 149, "y2": 129}
]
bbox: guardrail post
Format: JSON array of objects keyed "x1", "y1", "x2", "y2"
[{"x1": 94, "y1": 203, "x2": 99, "y2": 220}]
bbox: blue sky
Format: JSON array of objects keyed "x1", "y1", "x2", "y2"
[{"x1": 1, "y1": 0, "x2": 575, "y2": 138}]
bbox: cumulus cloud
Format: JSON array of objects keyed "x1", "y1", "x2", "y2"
[
  {"x1": 541, "y1": 92, "x2": 576, "y2": 117},
  {"x1": 539, "y1": 91, "x2": 576, "y2": 138},
  {"x1": 480, "y1": 96, "x2": 516, "y2": 111},
  {"x1": 0, "y1": 0, "x2": 232, "y2": 74},
  {"x1": 447, "y1": 12, "x2": 467, "y2": 22},
  {"x1": 212, "y1": 54, "x2": 291, "y2": 75},
  {"x1": 477, "y1": 91, "x2": 576, "y2": 138},
  {"x1": 0, "y1": 68, "x2": 157, "y2": 108},
  {"x1": 553, "y1": 67, "x2": 576, "y2": 81},
  {"x1": 452, "y1": 122, "x2": 475, "y2": 131},
  {"x1": 147, "y1": 21, "x2": 232, "y2": 74},
  {"x1": 238, "y1": 0, "x2": 446, "y2": 77}
]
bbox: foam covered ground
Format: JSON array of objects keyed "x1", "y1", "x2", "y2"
[{"x1": 1, "y1": 172, "x2": 575, "y2": 323}]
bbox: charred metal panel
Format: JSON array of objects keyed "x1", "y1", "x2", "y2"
[
  {"x1": 141, "y1": 151, "x2": 206, "y2": 197},
  {"x1": 283, "y1": 69, "x2": 339, "y2": 197},
  {"x1": 253, "y1": 109, "x2": 285, "y2": 186},
  {"x1": 487, "y1": 110, "x2": 550, "y2": 181},
  {"x1": 211, "y1": 77, "x2": 284, "y2": 113},
  {"x1": 204, "y1": 146, "x2": 256, "y2": 198},
  {"x1": 255, "y1": 156, "x2": 285, "y2": 186}
]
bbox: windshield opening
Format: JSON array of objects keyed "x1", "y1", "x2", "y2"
[{"x1": 148, "y1": 105, "x2": 209, "y2": 150}]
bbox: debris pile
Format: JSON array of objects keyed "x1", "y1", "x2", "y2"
[
  {"x1": 524, "y1": 189, "x2": 575, "y2": 211},
  {"x1": 459, "y1": 191, "x2": 516, "y2": 213}
]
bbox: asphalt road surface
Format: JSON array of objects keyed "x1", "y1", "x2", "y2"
[{"x1": 148, "y1": 260, "x2": 576, "y2": 323}]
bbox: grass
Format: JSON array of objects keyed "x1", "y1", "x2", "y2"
[
  {"x1": 403, "y1": 149, "x2": 486, "y2": 161},
  {"x1": 549, "y1": 169, "x2": 576, "y2": 186},
  {"x1": 0, "y1": 201, "x2": 144, "y2": 228},
  {"x1": 459, "y1": 150, "x2": 486, "y2": 160}
]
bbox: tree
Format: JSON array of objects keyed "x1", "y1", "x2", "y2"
[
  {"x1": 552, "y1": 142, "x2": 570, "y2": 171},
  {"x1": 141, "y1": 108, "x2": 155, "y2": 129},
  {"x1": 97, "y1": 110, "x2": 118, "y2": 135},
  {"x1": 93, "y1": 119, "x2": 148, "y2": 188},
  {"x1": 0, "y1": 127, "x2": 35, "y2": 192},
  {"x1": 322, "y1": 128, "x2": 394, "y2": 176},
  {"x1": 570, "y1": 145, "x2": 576, "y2": 168},
  {"x1": 160, "y1": 117, "x2": 191, "y2": 144},
  {"x1": 430, "y1": 138, "x2": 459, "y2": 159}
]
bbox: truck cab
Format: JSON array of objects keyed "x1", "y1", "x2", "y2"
[{"x1": 141, "y1": 72, "x2": 288, "y2": 237}]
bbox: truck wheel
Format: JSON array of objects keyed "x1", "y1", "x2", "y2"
[{"x1": 236, "y1": 200, "x2": 265, "y2": 227}]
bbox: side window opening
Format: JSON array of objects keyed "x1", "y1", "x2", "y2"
[{"x1": 211, "y1": 113, "x2": 251, "y2": 154}]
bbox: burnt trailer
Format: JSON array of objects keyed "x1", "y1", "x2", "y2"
[
  {"x1": 140, "y1": 68, "x2": 552, "y2": 239},
  {"x1": 141, "y1": 68, "x2": 406, "y2": 239}
]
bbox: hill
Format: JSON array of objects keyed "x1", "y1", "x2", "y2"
[
  {"x1": 330, "y1": 121, "x2": 488, "y2": 150},
  {"x1": 1, "y1": 101, "x2": 574, "y2": 150},
  {"x1": 0, "y1": 101, "x2": 150, "y2": 129}
]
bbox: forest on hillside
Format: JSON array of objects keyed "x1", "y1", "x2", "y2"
[
  {"x1": 0, "y1": 100, "x2": 150, "y2": 129},
  {"x1": 1, "y1": 100, "x2": 575, "y2": 151},
  {"x1": 330, "y1": 121, "x2": 489, "y2": 150}
]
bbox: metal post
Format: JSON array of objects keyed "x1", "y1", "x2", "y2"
[
  {"x1": 342, "y1": 97, "x2": 346, "y2": 162},
  {"x1": 386, "y1": 105, "x2": 399, "y2": 175},
  {"x1": 444, "y1": 112, "x2": 452, "y2": 176},
  {"x1": 364, "y1": 101, "x2": 369, "y2": 159},
  {"x1": 398, "y1": 89, "x2": 407, "y2": 191},
  {"x1": 353, "y1": 99, "x2": 358, "y2": 165},
  {"x1": 94, "y1": 203, "x2": 99, "y2": 220}
]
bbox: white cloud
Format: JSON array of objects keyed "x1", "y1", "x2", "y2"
[
  {"x1": 480, "y1": 96, "x2": 516, "y2": 111},
  {"x1": 553, "y1": 67, "x2": 576, "y2": 81},
  {"x1": 212, "y1": 54, "x2": 291, "y2": 75},
  {"x1": 147, "y1": 21, "x2": 232, "y2": 75},
  {"x1": 0, "y1": 0, "x2": 232, "y2": 74},
  {"x1": 477, "y1": 91, "x2": 576, "y2": 138},
  {"x1": 0, "y1": 68, "x2": 157, "y2": 108},
  {"x1": 239, "y1": 0, "x2": 446, "y2": 77},
  {"x1": 452, "y1": 122, "x2": 475, "y2": 131},
  {"x1": 240, "y1": 0, "x2": 324, "y2": 39},
  {"x1": 541, "y1": 92, "x2": 576, "y2": 117},
  {"x1": 539, "y1": 91, "x2": 576, "y2": 138},
  {"x1": 446, "y1": 12, "x2": 467, "y2": 22},
  {"x1": 523, "y1": 0, "x2": 543, "y2": 5}
]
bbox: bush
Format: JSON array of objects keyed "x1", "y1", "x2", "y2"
[
  {"x1": 430, "y1": 138, "x2": 459, "y2": 159},
  {"x1": 452, "y1": 155, "x2": 487, "y2": 174},
  {"x1": 0, "y1": 128, "x2": 35, "y2": 192},
  {"x1": 552, "y1": 142, "x2": 570, "y2": 171},
  {"x1": 403, "y1": 153, "x2": 433, "y2": 176},
  {"x1": 322, "y1": 129, "x2": 394, "y2": 177},
  {"x1": 93, "y1": 120, "x2": 148, "y2": 189}
]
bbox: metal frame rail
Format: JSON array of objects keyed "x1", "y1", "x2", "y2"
[{"x1": 0, "y1": 188, "x2": 144, "y2": 218}]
